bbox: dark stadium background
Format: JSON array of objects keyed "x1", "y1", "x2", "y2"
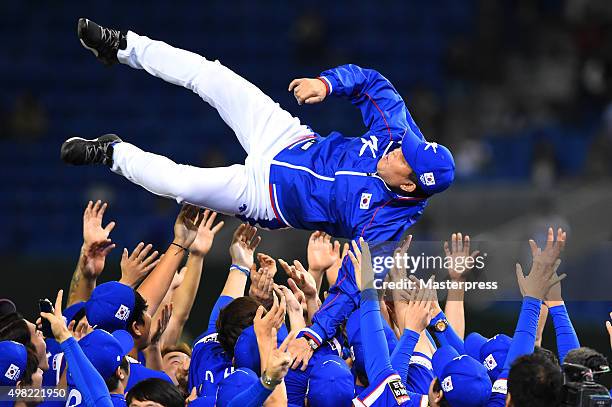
[{"x1": 1, "y1": 0, "x2": 612, "y2": 384}]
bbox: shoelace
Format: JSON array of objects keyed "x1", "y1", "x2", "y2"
[
  {"x1": 84, "y1": 143, "x2": 105, "y2": 163},
  {"x1": 99, "y1": 27, "x2": 120, "y2": 51}
]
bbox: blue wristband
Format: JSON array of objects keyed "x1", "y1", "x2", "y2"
[{"x1": 230, "y1": 264, "x2": 251, "y2": 277}]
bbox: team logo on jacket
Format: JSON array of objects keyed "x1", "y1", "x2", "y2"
[
  {"x1": 4, "y1": 363, "x2": 20, "y2": 381},
  {"x1": 359, "y1": 136, "x2": 378, "y2": 157},
  {"x1": 420, "y1": 172, "x2": 436, "y2": 186},
  {"x1": 115, "y1": 304, "x2": 131, "y2": 321},
  {"x1": 388, "y1": 378, "x2": 410, "y2": 404},
  {"x1": 360, "y1": 193, "x2": 372, "y2": 209}
]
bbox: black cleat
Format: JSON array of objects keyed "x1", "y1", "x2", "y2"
[
  {"x1": 77, "y1": 18, "x2": 126, "y2": 66},
  {"x1": 61, "y1": 134, "x2": 122, "y2": 166}
]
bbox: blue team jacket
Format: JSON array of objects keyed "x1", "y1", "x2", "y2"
[
  {"x1": 267, "y1": 64, "x2": 428, "y2": 243},
  {"x1": 269, "y1": 65, "x2": 433, "y2": 345}
]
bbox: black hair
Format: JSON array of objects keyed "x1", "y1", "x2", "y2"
[
  {"x1": 126, "y1": 378, "x2": 184, "y2": 407},
  {"x1": 406, "y1": 171, "x2": 430, "y2": 198},
  {"x1": 508, "y1": 353, "x2": 563, "y2": 407},
  {"x1": 20, "y1": 347, "x2": 41, "y2": 386},
  {"x1": 564, "y1": 347, "x2": 609, "y2": 381},
  {"x1": 0, "y1": 312, "x2": 30, "y2": 344},
  {"x1": 104, "y1": 356, "x2": 130, "y2": 392},
  {"x1": 533, "y1": 346, "x2": 560, "y2": 367},
  {"x1": 126, "y1": 290, "x2": 148, "y2": 336},
  {"x1": 0, "y1": 312, "x2": 39, "y2": 364},
  {"x1": 431, "y1": 378, "x2": 452, "y2": 407},
  {"x1": 216, "y1": 297, "x2": 260, "y2": 357}
]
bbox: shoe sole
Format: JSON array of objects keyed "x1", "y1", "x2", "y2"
[{"x1": 77, "y1": 19, "x2": 100, "y2": 58}]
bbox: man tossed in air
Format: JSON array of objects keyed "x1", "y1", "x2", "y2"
[{"x1": 61, "y1": 19, "x2": 455, "y2": 364}]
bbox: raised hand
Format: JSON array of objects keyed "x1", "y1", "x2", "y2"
[
  {"x1": 402, "y1": 278, "x2": 435, "y2": 333},
  {"x1": 278, "y1": 259, "x2": 317, "y2": 300},
  {"x1": 307, "y1": 231, "x2": 340, "y2": 272},
  {"x1": 119, "y1": 243, "x2": 160, "y2": 288},
  {"x1": 81, "y1": 200, "x2": 116, "y2": 278},
  {"x1": 347, "y1": 238, "x2": 374, "y2": 291},
  {"x1": 516, "y1": 227, "x2": 567, "y2": 300},
  {"x1": 189, "y1": 210, "x2": 224, "y2": 257},
  {"x1": 288, "y1": 78, "x2": 327, "y2": 105},
  {"x1": 444, "y1": 233, "x2": 479, "y2": 282},
  {"x1": 249, "y1": 266, "x2": 275, "y2": 308},
  {"x1": 257, "y1": 253, "x2": 278, "y2": 278},
  {"x1": 229, "y1": 223, "x2": 262, "y2": 269},
  {"x1": 274, "y1": 284, "x2": 300, "y2": 313},
  {"x1": 173, "y1": 205, "x2": 205, "y2": 249},
  {"x1": 150, "y1": 303, "x2": 173, "y2": 345},
  {"x1": 263, "y1": 328, "x2": 295, "y2": 387},
  {"x1": 253, "y1": 291, "x2": 287, "y2": 336}
]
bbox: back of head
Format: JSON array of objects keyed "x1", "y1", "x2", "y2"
[
  {"x1": 0, "y1": 312, "x2": 30, "y2": 346},
  {"x1": 508, "y1": 353, "x2": 563, "y2": 407},
  {"x1": 126, "y1": 378, "x2": 184, "y2": 407},
  {"x1": 216, "y1": 368, "x2": 258, "y2": 407},
  {"x1": 307, "y1": 355, "x2": 355, "y2": 407},
  {"x1": 216, "y1": 297, "x2": 260, "y2": 357},
  {"x1": 564, "y1": 347, "x2": 610, "y2": 382}
]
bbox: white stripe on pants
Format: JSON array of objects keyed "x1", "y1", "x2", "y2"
[{"x1": 111, "y1": 31, "x2": 311, "y2": 220}]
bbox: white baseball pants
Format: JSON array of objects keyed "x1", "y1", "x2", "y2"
[{"x1": 111, "y1": 31, "x2": 312, "y2": 221}]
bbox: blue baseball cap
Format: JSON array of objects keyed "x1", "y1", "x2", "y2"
[
  {"x1": 85, "y1": 282, "x2": 135, "y2": 332},
  {"x1": 234, "y1": 325, "x2": 287, "y2": 373},
  {"x1": 465, "y1": 333, "x2": 511, "y2": 381},
  {"x1": 77, "y1": 329, "x2": 133, "y2": 380},
  {"x1": 346, "y1": 309, "x2": 397, "y2": 379},
  {"x1": 216, "y1": 368, "x2": 258, "y2": 407},
  {"x1": 0, "y1": 341, "x2": 27, "y2": 386},
  {"x1": 63, "y1": 301, "x2": 86, "y2": 324},
  {"x1": 307, "y1": 355, "x2": 354, "y2": 407},
  {"x1": 400, "y1": 133, "x2": 455, "y2": 195},
  {"x1": 432, "y1": 346, "x2": 492, "y2": 407}
]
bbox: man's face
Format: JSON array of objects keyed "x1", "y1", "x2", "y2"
[
  {"x1": 27, "y1": 320, "x2": 48, "y2": 370},
  {"x1": 376, "y1": 147, "x2": 415, "y2": 191},
  {"x1": 162, "y1": 351, "x2": 190, "y2": 385}
]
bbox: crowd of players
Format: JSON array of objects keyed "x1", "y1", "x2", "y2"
[{"x1": 0, "y1": 200, "x2": 610, "y2": 407}]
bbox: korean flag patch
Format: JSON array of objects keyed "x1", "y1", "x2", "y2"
[
  {"x1": 387, "y1": 378, "x2": 410, "y2": 404},
  {"x1": 420, "y1": 172, "x2": 436, "y2": 186},
  {"x1": 442, "y1": 376, "x2": 454, "y2": 392},
  {"x1": 115, "y1": 304, "x2": 131, "y2": 321},
  {"x1": 360, "y1": 193, "x2": 372, "y2": 210},
  {"x1": 4, "y1": 363, "x2": 20, "y2": 381},
  {"x1": 484, "y1": 354, "x2": 498, "y2": 371}
]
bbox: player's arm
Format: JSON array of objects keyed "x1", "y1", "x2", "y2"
[
  {"x1": 41, "y1": 290, "x2": 113, "y2": 407},
  {"x1": 163, "y1": 211, "x2": 224, "y2": 346},
  {"x1": 67, "y1": 200, "x2": 116, "y2": 307},
  {"x1": 290, "y1": 64, "x2": 411, "y2": 136},
  {"x1": 137, "y1": 205, "x2": 204, "y2": 316}
]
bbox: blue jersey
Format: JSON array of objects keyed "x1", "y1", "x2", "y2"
[
  {"x1": 110, "y1": 394, "x2": 127, "y2": 407},
  {"x1": 354, "y1": 373, "x2": 428, "y2": 407},
  {"x1": 188, "y1": 332, "x2": 234, "y2": 398},
  {"x1": 267, "y1": 64, "x2": 428, "y2": 242},
  {"x1": 42, "y1": 338, "x2": 65, "y2": 387}
]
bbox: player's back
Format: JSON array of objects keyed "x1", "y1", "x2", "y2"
[{"x1": 269, "y1": 131, "x2": 427, "y2": 241}]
